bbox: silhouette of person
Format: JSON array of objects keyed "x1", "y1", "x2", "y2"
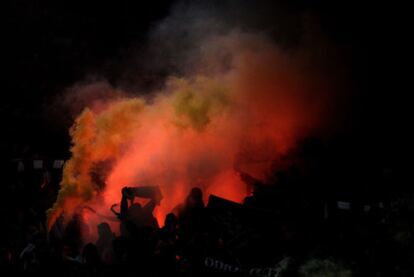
[
  {"x1": 96, "y1": 222, "x2": 114, "y2": 263},
  {"x1": 119, "y1": 187, "x2": 159, "y2": 238}
]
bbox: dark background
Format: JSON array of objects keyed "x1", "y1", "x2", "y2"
[
  {"x1": 3, "y1": 0, "x2": 406, "y2": 190},
  {"x1": 2, "y1": 2, "x2": 411, "y2": 276}
]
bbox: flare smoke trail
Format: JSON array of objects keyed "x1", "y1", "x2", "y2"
[{"x1": 47, "y1": 2, "x2": 345, "y2": 238}]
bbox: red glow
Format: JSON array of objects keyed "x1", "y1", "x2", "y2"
[{"x1": 48, "y1": 34, "x2": 336, "y2": 238}]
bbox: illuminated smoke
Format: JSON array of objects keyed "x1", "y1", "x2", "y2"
[{"x1": 47, "y1": 1, "x2": 346, "y2": 238}]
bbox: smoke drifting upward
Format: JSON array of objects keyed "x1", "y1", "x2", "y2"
[{"x1": 48, "y1": 1, "x2": 345, "y2": 236}]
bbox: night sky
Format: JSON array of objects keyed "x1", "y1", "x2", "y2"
[{"x1": 4, "y1": 0, "x2": 404, "y2": 186}]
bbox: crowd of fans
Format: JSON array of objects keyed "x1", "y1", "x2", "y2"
[{"x1": 2, "y1": 147, "x2": 414, "y2": 277}]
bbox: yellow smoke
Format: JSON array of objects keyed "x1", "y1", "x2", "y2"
[
  {"x1": 47, "y1": 99, "x2": 146, "y2": 229},
  {"x1": 47, "y1": 77, "x2": 232, "y2": 229}
]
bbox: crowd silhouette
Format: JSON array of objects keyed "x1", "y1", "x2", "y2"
[{"x1": 2, "y1": 142, "x2": 414, "y2": 277}]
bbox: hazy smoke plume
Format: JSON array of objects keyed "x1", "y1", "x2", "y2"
[{"x1": 48, "y1": 1, "x2": 345, "y2": 238}]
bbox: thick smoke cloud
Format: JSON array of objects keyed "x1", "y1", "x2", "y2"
[{"x1": 48, "y1": 0, "x2": 346, "y2": 239}]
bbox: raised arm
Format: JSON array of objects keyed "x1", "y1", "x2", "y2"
[{"x1": 120, "y1": 187, "x2": 130, "y2": 219}]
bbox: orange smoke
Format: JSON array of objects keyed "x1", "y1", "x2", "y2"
[{"x1": 48, "y1": 33, "x2": 337, "y2": 236}]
